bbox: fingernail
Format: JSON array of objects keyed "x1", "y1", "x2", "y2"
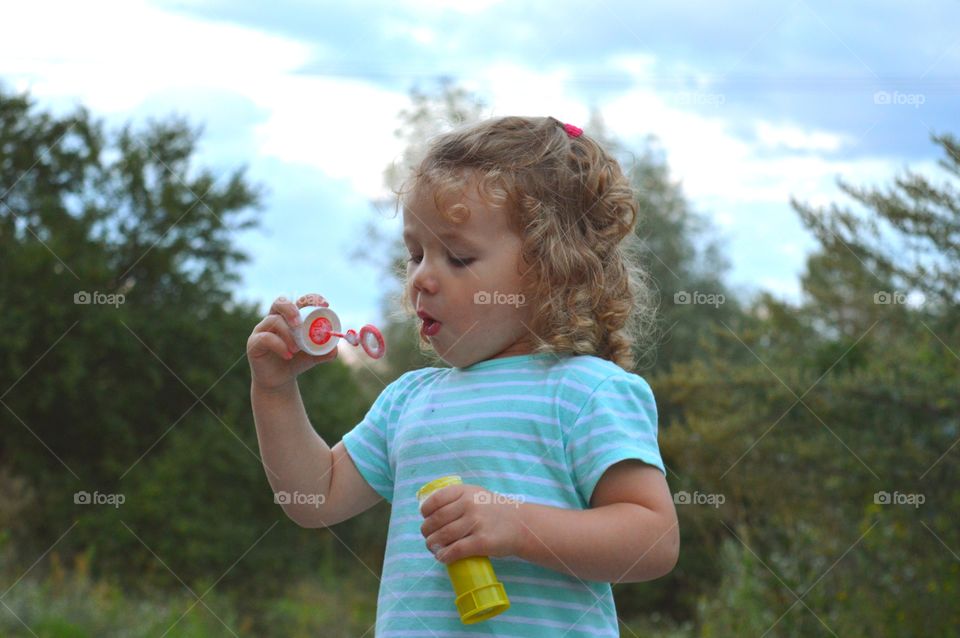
[
  {"x1": 285, "y1": 351, "x2": 293, "y2": 360},
  {"x1": 429, "y1": 544, "x2": 442, "y2": 555}
]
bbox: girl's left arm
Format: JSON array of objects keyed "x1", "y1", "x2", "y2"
[
  {"x1": 420, "y1": 459, "x2": 679, "y2": 583},
  {"x1": 514, "y1": 459, "x2": 679, "y2": 583}
]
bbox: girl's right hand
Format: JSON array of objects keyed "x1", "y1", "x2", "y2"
[{"x1": 247, "y1": 294, "x2": 339, "y2": 392}]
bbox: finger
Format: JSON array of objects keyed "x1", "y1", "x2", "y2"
[
  {"x1": 435, "y1": 537, "x2": 470, "y2": 564},
  {"x1": 290, "y1": 342, "x2": 340, "y2": 365},
  {"x1": 268, "y1": 296, "x2": 302, "y2": 328},
  {"x1": 259, "y1": 314, "x2": 300, "y2": 354},
  {"x1": 247, "y1": 331, "x2": 293, "y2": 360},
  {"x1": 251, "y1": 315, "x2": 299, "y2": 354},
  {"x1": 296, "y1": 293, "x2": 329, "y2": 309},
  {"x1": 420, "y1": 485, "x2": 458, "y2": 518},
  {"x1": 421, "y1": 500, "x2": 462, "y2": 538}
]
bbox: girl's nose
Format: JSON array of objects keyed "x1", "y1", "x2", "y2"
[{"x1": 411, "y1": 261, "x2": 438, "y2": 294}]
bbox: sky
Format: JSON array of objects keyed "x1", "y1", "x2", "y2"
[{"x1": 3, "y1": 0, "x2": 959, "y2": 331}]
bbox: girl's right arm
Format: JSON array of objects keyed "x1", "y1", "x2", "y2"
[{"x1": 248, "y1": 294, "x2": 382, "y2": 527}]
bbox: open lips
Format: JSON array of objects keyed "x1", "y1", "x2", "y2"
[{"x1": 417, "y1": 309, "x2": 442, "y2": 336}]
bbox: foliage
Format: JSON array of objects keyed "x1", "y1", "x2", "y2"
[
  {"x1": 2, "y1": 79, "x2": 958, "y2": 636},
  {"x1": 0, "y1": 84, "x2": 375, "y2": 602}
]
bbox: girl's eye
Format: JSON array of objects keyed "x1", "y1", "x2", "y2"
[{"x1": 406, "y1": 255, "x2": 474, "y2": 267}]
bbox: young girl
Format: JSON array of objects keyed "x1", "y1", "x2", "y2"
[{"x1": 248, "y1": 115, "x2": 679, "y2": 636}]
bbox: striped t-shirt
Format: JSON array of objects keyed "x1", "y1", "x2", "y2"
[{"x1": 341, "y1": 352, "x2": 665, "y2": 637}]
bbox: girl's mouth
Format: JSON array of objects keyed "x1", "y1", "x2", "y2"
[{"x1": 421, "y1": 318, "x2": 442, "y2": 337}]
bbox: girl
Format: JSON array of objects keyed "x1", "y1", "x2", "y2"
[{"x1": 248, "y1": 115, "x2": 679, "y2": 636}]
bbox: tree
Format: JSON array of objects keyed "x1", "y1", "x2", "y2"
[
  {"x1": 659, "y1": 132, "x2": 960, "y2": 635},
  {"x1": 0, "y1": 85, "x2": 374, "y2": 603}
]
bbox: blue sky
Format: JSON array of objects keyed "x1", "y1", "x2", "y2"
[{"x1": 4, "y1": 0, "x2": 959, "y2": 332}]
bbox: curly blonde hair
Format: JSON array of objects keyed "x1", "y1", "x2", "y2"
[{"x1": 391, "y1": 115, "x2": 657, "y2": 372}]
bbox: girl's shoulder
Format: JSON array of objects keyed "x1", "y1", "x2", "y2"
[
  {"x1": 552, "y1": 353, "x2": 644, "y2": 389},
  {"x1": 386, "y1": 365, "x2": 448, "y2": 393}
]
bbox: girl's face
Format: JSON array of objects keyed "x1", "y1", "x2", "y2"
[{"x1": 403, "y1": 175, "x2": 537, "y2": 368}]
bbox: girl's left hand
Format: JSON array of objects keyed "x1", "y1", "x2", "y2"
[{"x1": 420, "y1": 483, "x2": 527, "y2": 565}]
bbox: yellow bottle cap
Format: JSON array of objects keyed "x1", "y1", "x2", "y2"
[
  {"x1": 416, "y1": 474, "x2": 463, "y2": 504},
  {"x1": 453, "y1": 566, "x2": 511, "y2": 623}
]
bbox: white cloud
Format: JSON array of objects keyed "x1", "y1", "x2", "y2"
[
  {"x1": 252, "y1": 76, "x2": 408, "y2": 199},
  {"x1": 754, "y1": 120, "x2": 849, "y2": 152},
  {"x1": 609, "y1": 53, "x2": 659, "y2": 78},
  {"x1": 1, "y1": 0, "x2": 314, "y2": 114},
  {"x1": 599, "y1": 58, "x2": 914, "y2": 213},
  {"x1": 779, "y1": 241, "x2": 803, "y2": 257},
  {"x1": 2, "y1": 0, "x2": 412, "y2": 200},
  {"x1": 402, "y1": 0, "x2": 507, "y2": 14},
  {"x1": 475, "y1": 62, "x2": 589, "y2": 123}
]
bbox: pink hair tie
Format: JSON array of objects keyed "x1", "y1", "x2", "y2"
[{"x1": 562, "y1": 123, "x2": 583, "y2": 138}]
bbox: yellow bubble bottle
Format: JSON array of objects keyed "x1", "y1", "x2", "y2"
[{"x1": 417, "y1": 475, "x2": 511, "y2": 624}]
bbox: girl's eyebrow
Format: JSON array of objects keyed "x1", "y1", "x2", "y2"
[{"x1": 403, "y1": 228, "x2": 478, "y2": 247}]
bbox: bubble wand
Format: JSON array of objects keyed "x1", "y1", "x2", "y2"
[{"x1": 292, "y1": 305, "x2": 386, "y2": 359}]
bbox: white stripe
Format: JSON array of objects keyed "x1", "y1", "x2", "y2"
[
  {"x1": 405, "y1": 393, "x2": 583, "y2": 415},
  {"x1": 572, "y1": 441, "x2": 659, "y2": 471},
  {"x1": 381, "y1": 589, "x2": 454, "y2": 597},
  {"x1": 381, "y1": 569, "x2": 604, "y2": 595},
  {"x1": 575, "y1": 405, "x2": 648, "y2": 422},
  {"x1": 592, "y1": 380, "x2": 654, "y2": 401},
  {"x1": 502, "y1": 594, "x2": 612, "y2": 615},
  {"x1": 390, "y1": 514, "x2": 427, "y2": 526},
  {"x1": 582, "y1": 455, "x2": 663, "y2": 486},
  {"x1": 402, "y1": 448, "x2": 566, "y2": 470},
  {"x1": 348, "y1": 429, "x2": 388, "y2": 463},
  {"x1": 380, "y1": 589, "x2": 607, "y2": 618},
  {"x1": 380, "y1": 609, "x2": 616, "y2": 633},
  {"x1": 345, "y1": 453, "x2": 391, "y2": 490},
  {"x1": 380, "y1": 630, "x2": 530, "y2": 638},
  {"x1": 500, "y1": 574, "x2": 607, "y2": 595},
  {"x1": 392, "y1": 492, "x2": 574, "y2": 512},
  {"x1": 406, "y1": 410, "x2": 559, "y2": 428},
  {"x1": 397, "y1": 428, "x2": 564, "y2": 458},
  {"x1": 429, "y1": 377, "x2": 595, "y2": 397},
  {"x1": 562, "y1": 364, "x2": 617, "y2": 381},
  {"x1": 390, "y1": 472, "x2": 578, "y2": 513},
  {"x1": 383, "y1": 552, "x2": 435, "y2": 565},
  {"x1": 586, "y1": 390, "x2": 657, "y2": 414},
  {"x1": 569, "y1": 424, "x2": 658, "y2": 455}
]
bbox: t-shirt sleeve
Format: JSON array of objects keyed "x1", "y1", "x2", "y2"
[
  {"x1": 341, "y1": 375, "x2": 403, "y2": 503},
  {"x1": 565, "y1": 372, "x2": 666, "y2": 508}
]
